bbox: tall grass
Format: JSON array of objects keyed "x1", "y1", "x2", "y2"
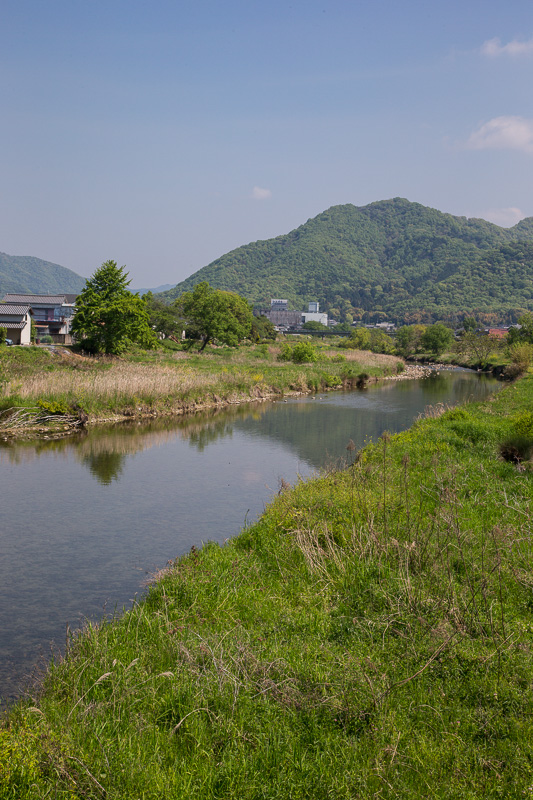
[{"x1": 0, "y1": 344, "x2": 400, "y2": 426}]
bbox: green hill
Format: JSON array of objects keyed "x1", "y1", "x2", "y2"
[
  {"x1": 0, "y1": 252, "x2": 86, "y2": 297},
  {"x1": 160, "y1": 198, "x2": 533, "y2": 324}
]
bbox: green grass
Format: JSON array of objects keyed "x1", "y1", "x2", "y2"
[{"x1": 2, "y1": 377, "x2": 533, "y2": 798}]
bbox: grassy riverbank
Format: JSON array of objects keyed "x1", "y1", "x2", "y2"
[
  {"x1": 2, "y1": 375, "x2": 533, "y2": 797},
  {"x1": 0, "y1": 343, "x2": 403, "y2": 434}
]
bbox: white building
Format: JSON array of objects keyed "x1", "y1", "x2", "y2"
[
  {"x1": 302, "y1": 301, "x2": 328, "y2": 326},
  {"x1": 0, "y1": 303, "x2": 33, "y2": 344}
]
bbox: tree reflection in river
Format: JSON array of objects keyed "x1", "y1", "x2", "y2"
[
  {"x1": 0, "y1": 402, "x2": 267, "y2": 475},
  {"x1": 0, "y1": 372, "x2": 500, "y2": 483},
  {"x1": 82, "y1": 450, "x2": 127, "y2": 485}
]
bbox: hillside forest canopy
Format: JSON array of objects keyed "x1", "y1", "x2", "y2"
[
  {"x1": 0, "y1": 252, "x2": 86, "y2": 298},
  {"x1": 159, "y1": 198, "x2": 533, "y2": 326}
]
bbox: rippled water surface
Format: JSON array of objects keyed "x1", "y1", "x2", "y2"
[{"x1": 0, "y1": 370, "x2": 499, "y2": 703}]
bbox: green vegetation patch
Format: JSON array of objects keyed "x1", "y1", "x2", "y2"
[{"x1": 3, "y1": 378, "x2": 533, "y2": 798}]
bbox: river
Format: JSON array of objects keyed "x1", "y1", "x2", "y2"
[{"x1": 0, "y1": 369, "x2": 499, "y2": 705}]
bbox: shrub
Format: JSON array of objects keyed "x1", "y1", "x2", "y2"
[
  {"x1": 320, "y1": 372, "x2": 340, "y2": 388},
  {"x1": 277, "y1": 342, "x2": 318, "y2": 363},
  {"x1": 502, "y1": 364, "x2": 523, "y2": 381},
  {"x1": 291, "y1": 342, "x2": 318, "y2": 363},
  {"x1": 513, "y1": 411, "x2": 533, "y2": 438},
  {"x1": 338, "y1": 328, "x2": 395, "y2": 354},
  {"x1": 508, "y1": 342, "x2": 533, "y2": 373},
  {"x1": 160, "y1": 338, "x2": 184, "y2": 351},
  {"x1": 37, "y1": 399, "x2": 70, "y2": 415},
  {"x1": 277, "y1": 343, "x2": 293, "y2": 362}
]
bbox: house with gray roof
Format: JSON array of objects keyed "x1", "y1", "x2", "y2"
[
  {"x1": 0, "y1": 304, "x2": 33, "y2": 345},
  {"x1": 1, "y1": 294, "x2": 76, "y2": 344}
]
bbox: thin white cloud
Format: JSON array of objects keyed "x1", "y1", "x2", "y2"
[
  {"x1": 251, "y1": 186, "x2": 272, "y2": 200},
  {"x1": 480, "y1": 207, "x2": 525, "y2": 227},
  {"x1": 481, "y1": 36, "x2": 533, "y2": 57},
  {"x1": 467, "y1": 116, "x2": 533, "y2": 154}
]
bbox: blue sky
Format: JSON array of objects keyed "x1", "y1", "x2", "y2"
[{"x1": 2, "y1": 0, "x2": 533, "y2": 287}]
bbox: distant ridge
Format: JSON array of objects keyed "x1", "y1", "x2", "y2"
[
  {"x1": 0, "y1": 252, "x2": 86, "y2": 297},
  {"x1": 132, "y1": 283, "x2": 174, "y2": 296},
  {"x1": 159, "y1": 198, "x2": 533, "y2": 324}
]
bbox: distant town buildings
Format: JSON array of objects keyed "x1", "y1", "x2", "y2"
[{"x1": 260, "y1": 299, "x2": 328, "y2": 330}]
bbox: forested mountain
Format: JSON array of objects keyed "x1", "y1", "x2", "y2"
[
  {"x1": 0, "y1": 252, "x2": 86, "y2": 297},
  {"x1": 160, "y1": 198, "x2": 533, "y2": 324}
]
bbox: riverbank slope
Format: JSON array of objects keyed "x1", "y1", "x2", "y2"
[{"x1": 2, "y1": 376, "x2": 533, "y2": 798}]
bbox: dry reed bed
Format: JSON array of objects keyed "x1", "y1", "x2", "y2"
[
  {"x1": 0, "y1": 347, "x2": 406, "y2": 439},
  {"x1": 5, "y1": 351, "x2": 401, "y2": 405},
  {"x1": 214, "y1": 344, "x2": 400, "y2": 369},
  {"x1": 338, "y1": 348, "x2": 402, "y2": 367},
  {"x1": 5, "y1": 361, "x2": 248, "y2": 402}
]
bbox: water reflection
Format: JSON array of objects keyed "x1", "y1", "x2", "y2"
[
  {"x1": 83, "y1": 450, "x2": 126, "y2": 485},
  {"x1": 233, "y1": 371, "x2": 499, "y2": 470},
  {"x1": 0, "y1": 403, "x2": 265, "y2": 471},
  {"x1": 0, "y1": 371, "x2": 499, "y2": 704},
  {"x1": 0, "y1": 372, "x2": 498, "y2": 481}
]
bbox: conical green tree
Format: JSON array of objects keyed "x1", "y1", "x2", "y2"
[{"x1": 72, "y1": 260, "x2": 157, "y2": 354}]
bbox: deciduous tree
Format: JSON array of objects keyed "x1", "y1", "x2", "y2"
[
  {"x1": 179, "y1": 282, "x2": 253, "y2": 350},
  {"x1": 454, "y1": 331, "x2": 503, "y2": 364},
  {"x1": 251, "y1": 314, "x2": 277, "y2": 342},
  {"x1": 302, "y1": 321, "x2": 328, "y2": 331},
  {"x1": 142, "y1": 292, "x2": 185, "y2": 340},
  {"x1": 395, "y1": 325, "x2": 426, "y2": 357},
  {"x1": 420, "y1": 323, "x2": 453, "y2": 357},
  {"x1": 508, "y1": 342, "x2": 533, "y2": 373},
  {"x1": 508, "y1": 313, "x2": 533, "y2": 345}
]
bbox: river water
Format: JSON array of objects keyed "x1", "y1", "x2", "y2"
[{"x1": 0, "y1": 369, "x2": 498, "y2": 704}]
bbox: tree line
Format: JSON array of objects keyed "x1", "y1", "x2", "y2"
[
  {"x1": 68, "y1": 260, "x2": 533, "y2": 376},
  {"x1": 71, "y1": 260, "x2": 275, "y2": 355}
]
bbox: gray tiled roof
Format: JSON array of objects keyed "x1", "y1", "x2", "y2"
[
  {"x1": 0, "y1": 304, "x2": 32, "y2": 316},
  {"x1": 0, "y1": 321, "x2": 26, "y2": 329},
  {"x1": 2, "y1": 293, "x2": 66, "y2": 304}
]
